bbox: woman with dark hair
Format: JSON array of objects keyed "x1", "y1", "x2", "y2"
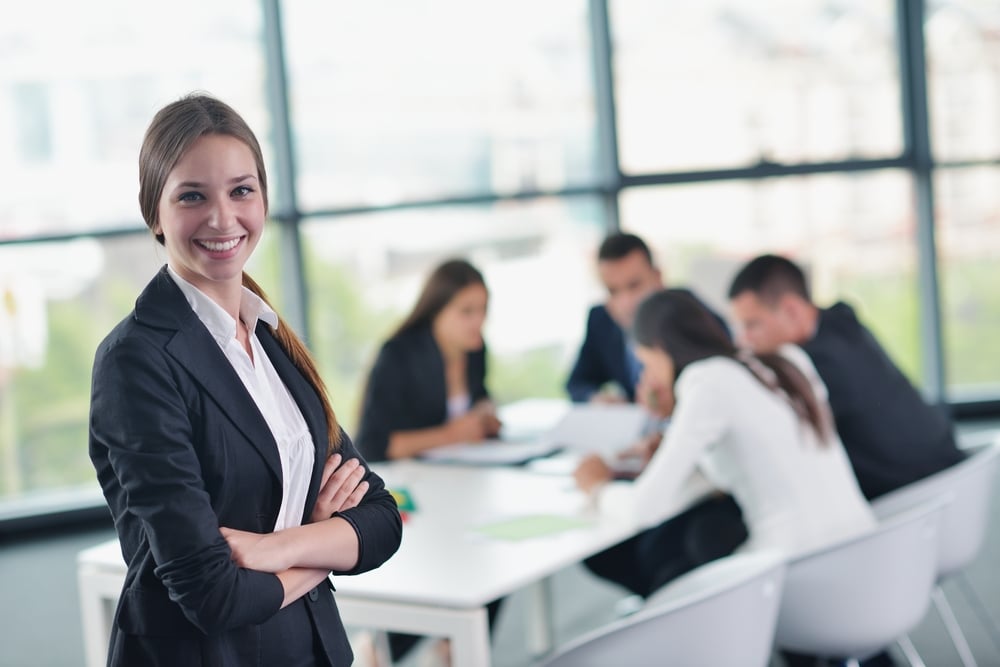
[
  {"x1": 356, "y1": 258, "x2": 501, "y2": 462},
  {"x1": 575, "y1": 289, "x2": 875, "y2": 568},
  {"x1": 356, "y1": 258, "x2": 503, "y2": 662},
  {"x1": 89, "y1": 93, "x2": 401, "y2": 666}
]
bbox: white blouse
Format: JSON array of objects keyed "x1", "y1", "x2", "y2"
[
  {"x1": 168, "y1": 266, "x2": 315, "y2": 531},
  {"x1": 601, "y1": 344, "x2": 876, "y2": 558}
]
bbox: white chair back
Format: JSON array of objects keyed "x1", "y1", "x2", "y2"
[
  {"x1": 872, "y1": 440, "x2": 1000, "y2": 578},
  {"x1": 775, "y1": 500, "x2": 945, "y2": 660},
  {"x1": 540, "y1": 551, "x2": 786, "y2": 667}
]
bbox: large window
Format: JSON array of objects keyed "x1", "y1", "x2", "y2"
[
  {"x1": 935, "y1": 166, "x2": 1000, "y2": 399},
  {"x1": 611, "y1": 0, "x2": 902, "y2": 174},
  {"x1": 283, "y1": 0, "x2": 598, "y2": 210},
  {"x1": 0, "y1": 0, "x2": 270, "y2": 240},
  {"x1": 2, "y1": 1, "x2": 999, "y2": 520},
  {"x1": 925, "y1": 0, "x2": 1000, "y2": 399},
  {"x1": 0, "y1": 234, "x2": 281, "y2": 503},
  {"x1": 301, "y1": 198, "x2": 605, "y2": 431},
  {"x1": 620, "y1": 171, "x2": 922, "y2": 382},
  {"x1": 0, "y1": 0, "x2": 272, "y2": 509}
]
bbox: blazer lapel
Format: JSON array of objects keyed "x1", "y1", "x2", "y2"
[{"x1": 135, "y1": 268, "x2": 283, "y2": 485}]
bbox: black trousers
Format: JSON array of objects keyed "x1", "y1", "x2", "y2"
[{"x1": 583, "y1": 494, "x2": 748, "y2": 598}]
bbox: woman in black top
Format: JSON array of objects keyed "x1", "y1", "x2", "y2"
[
  {"x1": 357, "y1": 259, "x2": 501, "y2": 462},
  {"x1": 355, "y1": 259, "x2": 503, "y2": 661}
]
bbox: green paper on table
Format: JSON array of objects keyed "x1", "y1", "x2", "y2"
[{"x1": 473, "y1": 514, "x2": 593, "y2": 541}]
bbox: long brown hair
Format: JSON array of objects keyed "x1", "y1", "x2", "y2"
[
  {"x1": 138, "y1": 93, "x2": 340, "y2": 450},
  {"x1": 633, "y1": 289, "x2": 830, "y2": 441},
  {"x1": 391, "y1": 259, "x2": 486, "y2": 340}
]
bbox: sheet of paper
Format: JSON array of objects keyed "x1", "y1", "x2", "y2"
[
  {"x1": 472, "y1": 514, "x2": 594, "y2": 541},
  {"x1": 546, "y1": 403, "x2": 652, "y2": 455},
  {"x1": 497, "y1": 398, "x2": 570, "y2": 441},
  {"x1": 418, "y1": 439, "x2": 561, "y2": 465}
]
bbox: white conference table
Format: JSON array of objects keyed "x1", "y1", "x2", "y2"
[{"x1": 78, "y1": 459, "x2": 712, "y2": 667}]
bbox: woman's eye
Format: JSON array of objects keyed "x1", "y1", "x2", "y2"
[
  {"x1": 232, "y1": 185, "x2": 253, "y2": 197},
  {"x1": 178, "y1": 191, "x2": 204, "y2": 203}
]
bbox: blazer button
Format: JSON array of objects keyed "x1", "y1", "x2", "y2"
[{"x1": 308, "y1": 587, "x2": 319, "y2": 602}]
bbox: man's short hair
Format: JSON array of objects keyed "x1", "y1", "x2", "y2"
[
  {"x1": 728, "y1": 254, "x2": 811, "y2": 305},
  {"x1": 598, "y1": 233, "x2": 654, "y2": 266}
]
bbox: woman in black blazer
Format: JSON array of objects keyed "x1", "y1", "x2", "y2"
[
  {"x1": 356, "y1": 259, "x2": 502, "y2": 661},
  {"x1": 89, "y1": 94, "x2": 401, "y2": 667},
  {"x1": 356, "y1": 259, "x2": 501, "y2": 462}
]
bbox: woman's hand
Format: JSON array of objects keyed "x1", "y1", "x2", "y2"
[
  {"x1": 310, "y1": 453, "x2": 369, "y2": 523},
  {"x1": 574, "y1": 454, "x2": 613, "y2": 494},
  {"x1": 445, "y1": 412, "x2": 491, "y2": 443},
  {"x1": 471, "y1": 400, "x2": 504, "y2": 439},
  {"x1": 220, "y1": 527, "x2": 293, "y2": 573}
]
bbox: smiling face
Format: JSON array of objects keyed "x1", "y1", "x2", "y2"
[{"x1": 154, "y1": 134, "x2": 265, "y2": 301}]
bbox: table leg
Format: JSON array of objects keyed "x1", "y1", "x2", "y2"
[
  {"x1": 527, "y1": 577, "x2": 555, "y2": 657},
  {"x1": 78, "y1": 564, "x2": 123, "y2": 667},
  {"x1": 337, "y1": 595, "x2": 492, "y2": 666}
]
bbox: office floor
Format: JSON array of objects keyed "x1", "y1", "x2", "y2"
[{"x1": 2, "y1": 423, "x2": 999, "y2": 667}]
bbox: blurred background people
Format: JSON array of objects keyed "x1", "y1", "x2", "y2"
[
  {"x1": 355, "y1": 258, "x2": 502, "y2": 664},
  {"x1": 728, "y1": 254, "x2": 965, "y2": 500},
  {"x1": 574, "y1": 289, "x2": 876, "y2": 598},
  {"x1": 356, "y1": 259, "x2": 501, "y2": 463}
]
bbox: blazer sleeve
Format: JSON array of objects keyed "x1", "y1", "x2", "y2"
[
  {"x1": 566, "y1": 307, "x2": 609, "y2": 402},
  {"x1": 325, "y1": 431, "x2": 402, "y2": 575},
  {"x1": 355, "y1": 341, "x2": 407, "y2": 462},
  {"x1": 90, "y1": 335, "x2": 285, "y2": 634}
]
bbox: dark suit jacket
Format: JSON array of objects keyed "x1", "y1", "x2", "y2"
[
  {"x1": 89, "y1": 267, "x2": 402, "y2": 667},
  {"x1": 802, "y1": 302, "x2": 964, "y2": 499},
  {"x1": 566, "y1": 305, "x2": 635, "y2": 402},
  {"x1": 567, "y1": 290, "x2": 729, "y2": 402},
  {"x1": 356, "y1": 325, "x2": 489, "y2": 462}
]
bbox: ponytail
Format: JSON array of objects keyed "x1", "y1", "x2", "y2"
[
  {"x1": 242, "y1": 273, "x2": 341, "y2": 453},
  {"x1": 737, "y1": 350, "x2": 831, "y2": 443}
]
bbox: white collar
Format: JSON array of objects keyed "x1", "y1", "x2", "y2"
[{"x1": 166, "y1": 265, "x2": 279, "y2": 348}]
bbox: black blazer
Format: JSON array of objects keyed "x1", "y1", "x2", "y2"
[
  {"x1": 355, "y1": 325, "x2": 489, "y2": 462},
  {"x1": 89, "y1": 267, "x2": 402, "y2": 667},
  {"x1": 566, "y1": 305, "x2": 634, "y2": 402},
  {"x1": 566, "y1": 290, "x2": 729, "y2": 402},
  {"x1": 802, "y1": 302, "x2": 964, "y2": 499}
]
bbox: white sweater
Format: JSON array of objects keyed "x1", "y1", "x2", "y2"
[{"x1": 601, "y1": 346, "x2": 876, "y2": 557}]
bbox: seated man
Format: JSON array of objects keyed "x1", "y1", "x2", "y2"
[
  {"x1": 567, "y1": 233, "x2": 727, "y2": 405},
  {"x1": 567, "y1": 233, "x2": 663, "y2": 403},
  {"x1": 728, "y1": 254, "x2": 964, "y2": 500}
]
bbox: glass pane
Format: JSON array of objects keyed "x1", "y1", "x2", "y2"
[
  {"x1": 0, "y1": 0, "x2": 269, "y2": 240},
  {"x1": 619, "y1": 171, "x2": 923, "y2": 384},
  {"x1": 925, "y1": 0, "x2": 1000, "y2": 162},
  {"x1": 301, "y1": 197, "x2": 606, "y2": 433},
  {"x1": 0, "y1": 230, "x2": 281, "y2": 507},
  {"x1": 936, "y1": 166, "x2": 1000, "y2": 399},
  {"x1": 283, "y1": 0, "x2": 598, "y2": 210},
  {"x1": 611, "y1": 0, "x2": 902, "y2": 174}
]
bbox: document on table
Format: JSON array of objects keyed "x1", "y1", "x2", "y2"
[
  {"x1": 546, "y1": 403, "x2": 653, "y2": 456},
  {"x1": 418, "y1": 438, "x2": 562, "y2": 465}
]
